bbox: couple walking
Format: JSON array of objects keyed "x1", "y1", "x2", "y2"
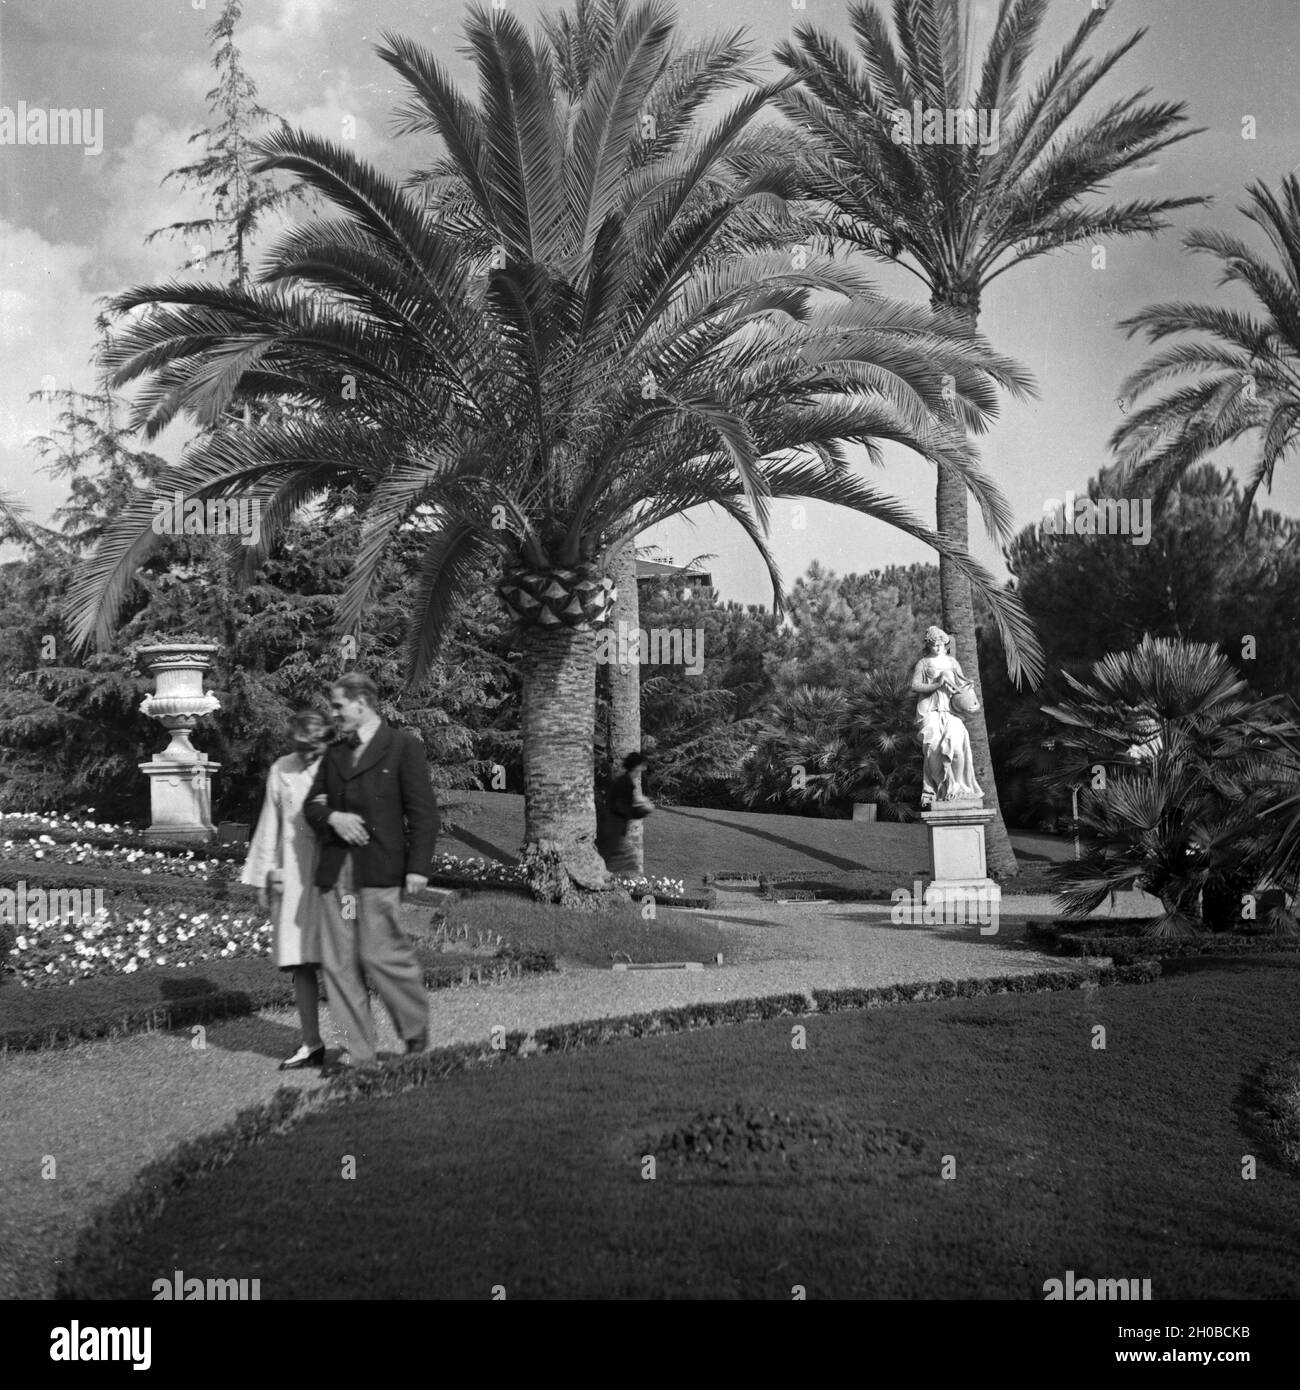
[{"x1": 240, "y1": 671, "x2": 439, "y2": 1069}]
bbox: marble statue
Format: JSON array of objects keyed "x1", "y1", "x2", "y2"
[{"x1": 909, "y1": 625, "x2": 983, "y2": 808}]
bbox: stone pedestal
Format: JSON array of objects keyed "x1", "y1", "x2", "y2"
[
  {"x1": 921, "y1": 801, "x2": 1000, "y2": 921},
  {"x1": 136, "y1": 642, "x2": 222, "y2": 845},
  {"x1": 139, "y1": 758, "x2": 222, "y2": 844}
]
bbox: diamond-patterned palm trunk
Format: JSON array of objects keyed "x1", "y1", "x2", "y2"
[
  {"x1": 497, "y1": 562, "x2": 616, "y2": 897},
  {"x1": 518, "y1": 623, "x2": 609, "y2": 892}
]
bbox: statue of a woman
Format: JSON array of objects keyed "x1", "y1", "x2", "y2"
[{"x1": 909, "y1": 625, "x2": 983, "y2": 807}]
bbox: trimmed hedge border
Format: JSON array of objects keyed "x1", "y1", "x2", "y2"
[
  {"x1": 812, "y1": 961, "x2": 1160, "y2": 1010},
  {"x1": 1051, "y1": 932, "x2": 1300, "y2": 965},
  {"x1": 54, "y1": 959, "x2": 1164, "y2": 1299},
  {"x1": 1244, "y1": 1053, "x2": 1300, "y2": 1175},
  {"x1": 1, "y1": 945, "x2": 557, "y2": 1054},
  {"x1": 0, "y1": 959, "x2": 295, "y2": 1053},
  {"x1": 0, "y1": 860, "x2": 256, "y2": 903}
]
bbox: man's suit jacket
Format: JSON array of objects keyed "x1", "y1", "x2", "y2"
[{"x1": 303, "y1": 721, "x2": 440, "y2": 890}]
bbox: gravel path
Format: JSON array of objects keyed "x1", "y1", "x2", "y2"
[{"x1": 0, "y1": 892, "x2": 1091, "y2": 1300}]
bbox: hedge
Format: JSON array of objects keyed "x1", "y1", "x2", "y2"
[
  {"x1": 1054, "y1": 933, "x2": 1299, "y2": 964},
  {"x1": 1, "y1": 943, "x2": 556, "y2": 1053},
  {"x1": 812, "y1": 961, "x2": 1161, "y2": 1011}
]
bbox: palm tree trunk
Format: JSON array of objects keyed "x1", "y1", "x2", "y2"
[
  {"x1": 932, "y1": 293, "x2": 1019, "y2": 877},
  {"x1": 606, "y1": 543, "x2": 644, "y2": 874},
  {"x1": 519, "y1": 623, "x2": 610, "y2": 896}
]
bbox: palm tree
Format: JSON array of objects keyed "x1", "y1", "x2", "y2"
[
  {"x1": 539, "y1": 0, "x2": 766, "y2": 875},
  {"x1": 0, "y1": 488, "x2": 34, "y2": 544},
  {"x1": 1113, "y1": 176, "x2": 1300, "y2": 522},
  {"x1": 1042, "y1": 635, "x2": 1300, "y2": 935},
  {"x1": 430, "y1": 0, "x2": 818, "y2": 875},
  {"x1": 67, "y1": 0, "x2": 1042, "y2": 899},
  {"x1": 775, "y1": 0, "x2": 1205, "y2": 874}
]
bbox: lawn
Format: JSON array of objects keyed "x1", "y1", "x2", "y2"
[
  {"x1": 441, "y1": 791, "x2": 1068, "y2": 890},
  {"x1": 435, "y1": 892, "x2": 732, "y2": 967},
  {"x1": 59, "y1": 955, "x2": 1300, "y2": 1299}
]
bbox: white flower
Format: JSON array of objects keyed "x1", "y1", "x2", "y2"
[{"x1": 15, "y1": 936, "x2": 28, "y2": 950}]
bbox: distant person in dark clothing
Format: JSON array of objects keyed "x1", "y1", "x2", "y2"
[{"x1": 598, "y1": 751, "x2": 653, "y2": 875}]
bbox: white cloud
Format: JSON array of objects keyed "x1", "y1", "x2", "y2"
[{"x1": 0, "y1": 220, "x2": 104, "y2": 516}]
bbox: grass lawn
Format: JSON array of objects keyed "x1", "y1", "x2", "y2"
[
  {"x1": 434, "y1": 891, "x2": 732, "y2": 967},
  {"x1": 62, "y1": 955, "x2": 1300, "y2": 1299},
  {"x1": 441, "y1": 791, "x2": 1067, "y2": 892}
]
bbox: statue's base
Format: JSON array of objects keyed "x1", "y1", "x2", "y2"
[{"x1": 922, "y1": 802, "x2": 996, "y2": 915}]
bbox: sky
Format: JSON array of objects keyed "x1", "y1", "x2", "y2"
[{"x1": 3, "y1": 0, "x2": 1300, "y2": 608}]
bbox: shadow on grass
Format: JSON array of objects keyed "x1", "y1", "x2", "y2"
[
  {"x1": 441, "y1": 828, "x2": 521, "y2": 866},
  {"x1": 193, "y1": 1010, "x2": 304, "y2": 1062},
  {"x1": 664, "y1": 807, "x2": 865, "y2": 872}
]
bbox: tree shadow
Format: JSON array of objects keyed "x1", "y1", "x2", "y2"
[
  {"x1": 441, "y1": 828, "x2": 520, "y2": 865},
  {"x1": 662, "y1": 807, "x2": 881, "y2": 872}
]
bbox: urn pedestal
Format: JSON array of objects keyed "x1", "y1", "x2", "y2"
[
  {"x1": 921, "y1": 800, "x2": 1000, "y2": 918},
  {"x1": 136, "y1": 643, "x2": 222, "y2": 845}
]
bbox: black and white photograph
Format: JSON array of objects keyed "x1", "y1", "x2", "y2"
[{"x1": 2, "y1": 0, "x2": 1299, "y2": 1344}]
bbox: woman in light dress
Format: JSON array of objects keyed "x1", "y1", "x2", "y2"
[
  {"x1": 909, "y1": 625, "x2": 983, "y2": 807},
  {"x1": 241, "y1": 707, "x2": 331, "y2": 1070}
]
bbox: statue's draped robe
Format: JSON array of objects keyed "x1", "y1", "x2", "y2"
[{"x1": 914, "y1": 655, "x2": 983, "y2": 803}]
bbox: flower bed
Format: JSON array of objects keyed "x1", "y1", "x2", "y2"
[
  {"x1": 1, "y1": 812, "x2": 705, "y2": 985},
  {"x1": 4, "y1": 896, "x2": 273, "y2": 988},
  {"x1": 0, "y1": 813, "x2": 702, "y2": 904}
]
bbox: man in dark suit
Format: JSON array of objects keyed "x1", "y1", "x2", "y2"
[{"x1": 304, "y1": 671, "x2": 439, "y2": 1064}]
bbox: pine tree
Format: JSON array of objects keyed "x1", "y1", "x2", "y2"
[{"x1": 144, "y1": 0, "x2": 303, "y2": 286}]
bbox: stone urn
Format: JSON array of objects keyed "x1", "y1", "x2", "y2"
[{"x1": 136, "y1": 642, "x2": 222, "y2": 843}]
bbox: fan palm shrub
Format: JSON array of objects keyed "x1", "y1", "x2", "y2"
[
  {"x1": 775, "y1": 0, "x2": 1205, "y2": 873},
  {"x1": 66, "y1": 1, "x2": 1042, "y2": 899},
  {"x1": 1041, "y1": 635, "x2": 1300, "y2": 936},
  {"x1": 737, "y1": 669, "x2": 921, "y2": 819}
]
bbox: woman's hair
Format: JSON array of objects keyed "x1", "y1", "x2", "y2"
[
  {"x1": 288, "y1": 706, "x2": 329, "y2": 741},
  {"x1": 924, "y1": 625, "x2": 951, "y2": 650}
]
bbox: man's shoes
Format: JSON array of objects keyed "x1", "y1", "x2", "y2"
[
  {"x1": 405, "y1": 1033, "x2": 428, "y2": 1055},
  {"x1": 279, "y1": 1043, "x2": 326, "y2": 1071}
]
